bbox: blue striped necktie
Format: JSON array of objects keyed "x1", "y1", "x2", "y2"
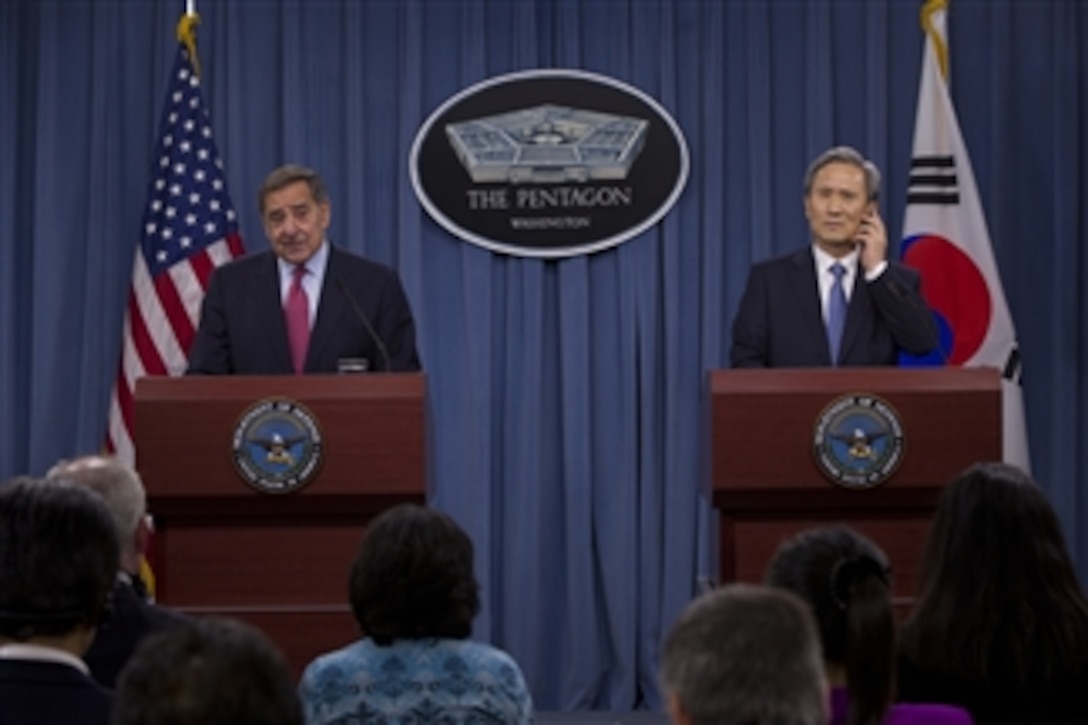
[{"x1": 826, "y1": 262, "x2": 847, "y2": 365}]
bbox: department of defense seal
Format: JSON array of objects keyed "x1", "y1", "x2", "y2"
[
  {"x1": 231, "y1": 398, "x2": 323, "y2": 495},
  {"x1": 813, "y1": 394, "x2": 905, "y2": 489}
]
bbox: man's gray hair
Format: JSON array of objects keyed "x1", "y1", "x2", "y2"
[
  {"x1": 258, "y1": 164, "x2": 329, "y2": 214},
  {"x1": 660, "y1": 583, "x2": 827, "y2": 725},
  {"x1": 47, "y1": 455, "x2": 146, "y2": 556},
  {"x1": 803, "y1": 145, "x2": 881, "y2": 201}
]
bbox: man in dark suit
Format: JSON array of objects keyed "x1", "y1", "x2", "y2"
[
  {"x1": 730, "y1": 146, "x2": 938, "y2": 367},
  {"x1": 0, "y1": 477, "x2": 119, "y2": 725},
  {"x1": 187, "y1": 164, "x2": 420, "y2": 374},
  {"x1": 47, "y1": 455, "x2": 186, "y2": 689}
]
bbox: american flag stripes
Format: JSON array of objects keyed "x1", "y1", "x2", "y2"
[{"x1": 106, "y1": 19, "x2": 244, "y2": 463}]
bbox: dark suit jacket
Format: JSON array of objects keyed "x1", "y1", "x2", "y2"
[
  {"x1": 83, "y1": 578, "x2": 187, "y2": 689},
  {"x1": 730, "y1": 247, "x2": 938, "y2": 367},
  {"x1": 187, "y1": 246, "x2": 421, "y2": 374},
  {"x1": 0, "y1": 659, "x2": 112, "y2": 725}
]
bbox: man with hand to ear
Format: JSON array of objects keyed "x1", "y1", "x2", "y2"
[{"x1": 730, "y1": 146, "x2": 938, "y2": 368}]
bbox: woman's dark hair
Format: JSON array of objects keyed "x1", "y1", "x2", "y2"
[
  {"x1": 114, "y1": 616, "x2": 303, "y2": 725},
  {"x1": 349, "y1": 504, "x2": 480, "y2": 645},
  {"x1": 0, "y1": 477, "x2": 119, "y2": 639},
  {"x1": 901, "y1": 461, "x2": 1088, "y2": 688},
  {"x1": 766, "y1": 526, "x2": 893, "y2": 725}
]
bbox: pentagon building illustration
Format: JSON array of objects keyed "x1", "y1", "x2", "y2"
[{"x1": 446, "y1": 105, "x2": 649, "y2": 184}]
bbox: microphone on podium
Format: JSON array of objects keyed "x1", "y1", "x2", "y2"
[{"x1": 334, "y1": 276, "x2": 391, "y2": 373}]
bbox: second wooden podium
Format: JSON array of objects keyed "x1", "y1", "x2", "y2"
[
  {"x1": 709, "y1": 367, "x2": 1001, "y2": 608},
  {"x1": 134, "y1": 374, "x2": 426, "y2": 675}
]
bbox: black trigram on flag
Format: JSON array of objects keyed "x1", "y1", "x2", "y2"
[
  {"x1": 1003, "y1": 345, "x2": 1022, "y2": 385},
  {"x1": 906, "y1": 155, "x2": 959, "y2": 205}
]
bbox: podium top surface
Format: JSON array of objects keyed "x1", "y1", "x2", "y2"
[
  {"x1": 709, "y1": 366, "x2": 1000, "y2": 394},
  {"x1": 137, "y1": 373, "x2": 426, "y2": 402}
]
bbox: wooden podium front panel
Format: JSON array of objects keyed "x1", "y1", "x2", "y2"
[
  {"x1": 722, "y1": 515, "x2": 932, "y2": 614},
  {"x1": 709, "y1": 368, "x2": 1002, "y2": 602},
  {"x1": 136, "y1": 374, "x2": 425, "y2": 501},
  {"x1": 135, "y1": 374, "x2": 426, "y2": 676},
  {"x1": 155, "y1": 516, "x2": 366, "y2": 677},
  {"x1": 711, "y1": 367, "x2": 1001, "y2": 492},
  {"x1": 157, "y1": 519, "x2": 362, "y2": 605}
]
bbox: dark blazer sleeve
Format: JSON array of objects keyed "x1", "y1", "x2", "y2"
[
  {"x1": 729, "y1": 249, "x2": 832, "y2": 368},
  {"x1": 186, "y1": 267, "x2": 234, "y2": 374},
  {"x1": 319, "y1": 249, "x2": 421, "y2": 372},
  {"x1": 84, "y1": 582, "x2": 188, "y2": 689},
  {"x1": 729, "y1": 263, "x2": 772, "y2": 368},
  {"x1": 185, "y1": 252, "x2": 293, "y2": 375},
  {"x1": 866, "y1": 262, "x2": 940, "y2": 357},
  {"x1": 371, "y1": 264, "x2": 421, "y2": 371}
]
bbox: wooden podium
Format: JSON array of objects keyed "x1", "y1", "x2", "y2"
[
  {"x1": 709, "y1": 367, "x2": 1000, "y2": 607},
  {"x1": 134, "y1": 374, "x2": 426, "y2": 674}
]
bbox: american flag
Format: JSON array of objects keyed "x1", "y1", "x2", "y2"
[{"x1": 106, "y1": 29, "x2": 244, "y2": 463}]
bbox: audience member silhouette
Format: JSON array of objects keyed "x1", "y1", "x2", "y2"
[
  {"x1": 299, "y1": 503, "x2": 533, "y2": 724},
  {"x1": 0, "y1": 477, "x2": 119, "y2": 725},
  {"x1": 112, "y1": 615, "x2": 302, "y2": 725},
  {"x1": 898, "y1": 462, "x2": 1088, "y2": 722},
  {"x1": 47, "y1": 454, "x2": 186, "y2": 688},
  {"x1": 766, "y1": 525, "x2": 971, "y2": 725},
  {"x1": 659, "y1": 583, "x2": 827, "y2": 725}
]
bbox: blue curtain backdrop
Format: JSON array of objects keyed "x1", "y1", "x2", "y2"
[{"x1": 2, "y1": 0, "x2": 1087, "y2": 710}]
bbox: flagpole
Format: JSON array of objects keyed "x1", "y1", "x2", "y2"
[
  {"x1": 920, "y1": 0, "x2": 949, "y2": 81},
  {"x1": 177, "y1": 7, "x2": 201, "y2": 78}
]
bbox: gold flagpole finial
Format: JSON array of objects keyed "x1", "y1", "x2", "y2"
[
  {"x1": 176, "y1": 12, "x2": 202, "y2": 78},
  {"x1": 921, "y1": 0, "x2": 949, "y2": 81}
]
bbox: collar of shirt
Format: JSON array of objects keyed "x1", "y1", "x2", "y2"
[
  {"x1": 812, "y1": 244, "x2": 860, "y2": 321},
  {"x1": 277, "y1": 240, "x2": 329, "y2": 323},
  {"x1": 0, "y1": 643, "x2": 90, "y2": 675}
]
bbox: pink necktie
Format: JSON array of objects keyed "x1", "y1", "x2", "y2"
[{"x1": 285, "y1": 265, "x2": 310, "y2": 374}]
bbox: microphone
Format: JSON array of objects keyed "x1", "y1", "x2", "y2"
[{"x1": 334, "y1": 276, "x2": 391, "y2": 372}]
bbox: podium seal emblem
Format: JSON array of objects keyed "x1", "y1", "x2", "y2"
[
  {"x1": 813, "y1": 393, "x2": 904, "y2": 489},
  {"x1": 232, "y1": 398, "x2": 323, "y2": 494}
]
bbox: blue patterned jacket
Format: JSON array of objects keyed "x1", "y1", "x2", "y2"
[{"x1": 299, "y1": 637, "x2": 533, "y2": 724}]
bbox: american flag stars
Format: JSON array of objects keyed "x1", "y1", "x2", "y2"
[{"x1": 107, "y1": 40, "x2": 245, "y2": 462}]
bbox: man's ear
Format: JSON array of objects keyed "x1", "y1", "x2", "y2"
[
  {"x1": 319, "y1": 200, "x2": 332, "y2": 231},
  {"x1": 134, "y1": 514, "x2": 152, "y2": 556},
  {"x1": 666, "y1": 692, "x2": 692, "y2": 725}
]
